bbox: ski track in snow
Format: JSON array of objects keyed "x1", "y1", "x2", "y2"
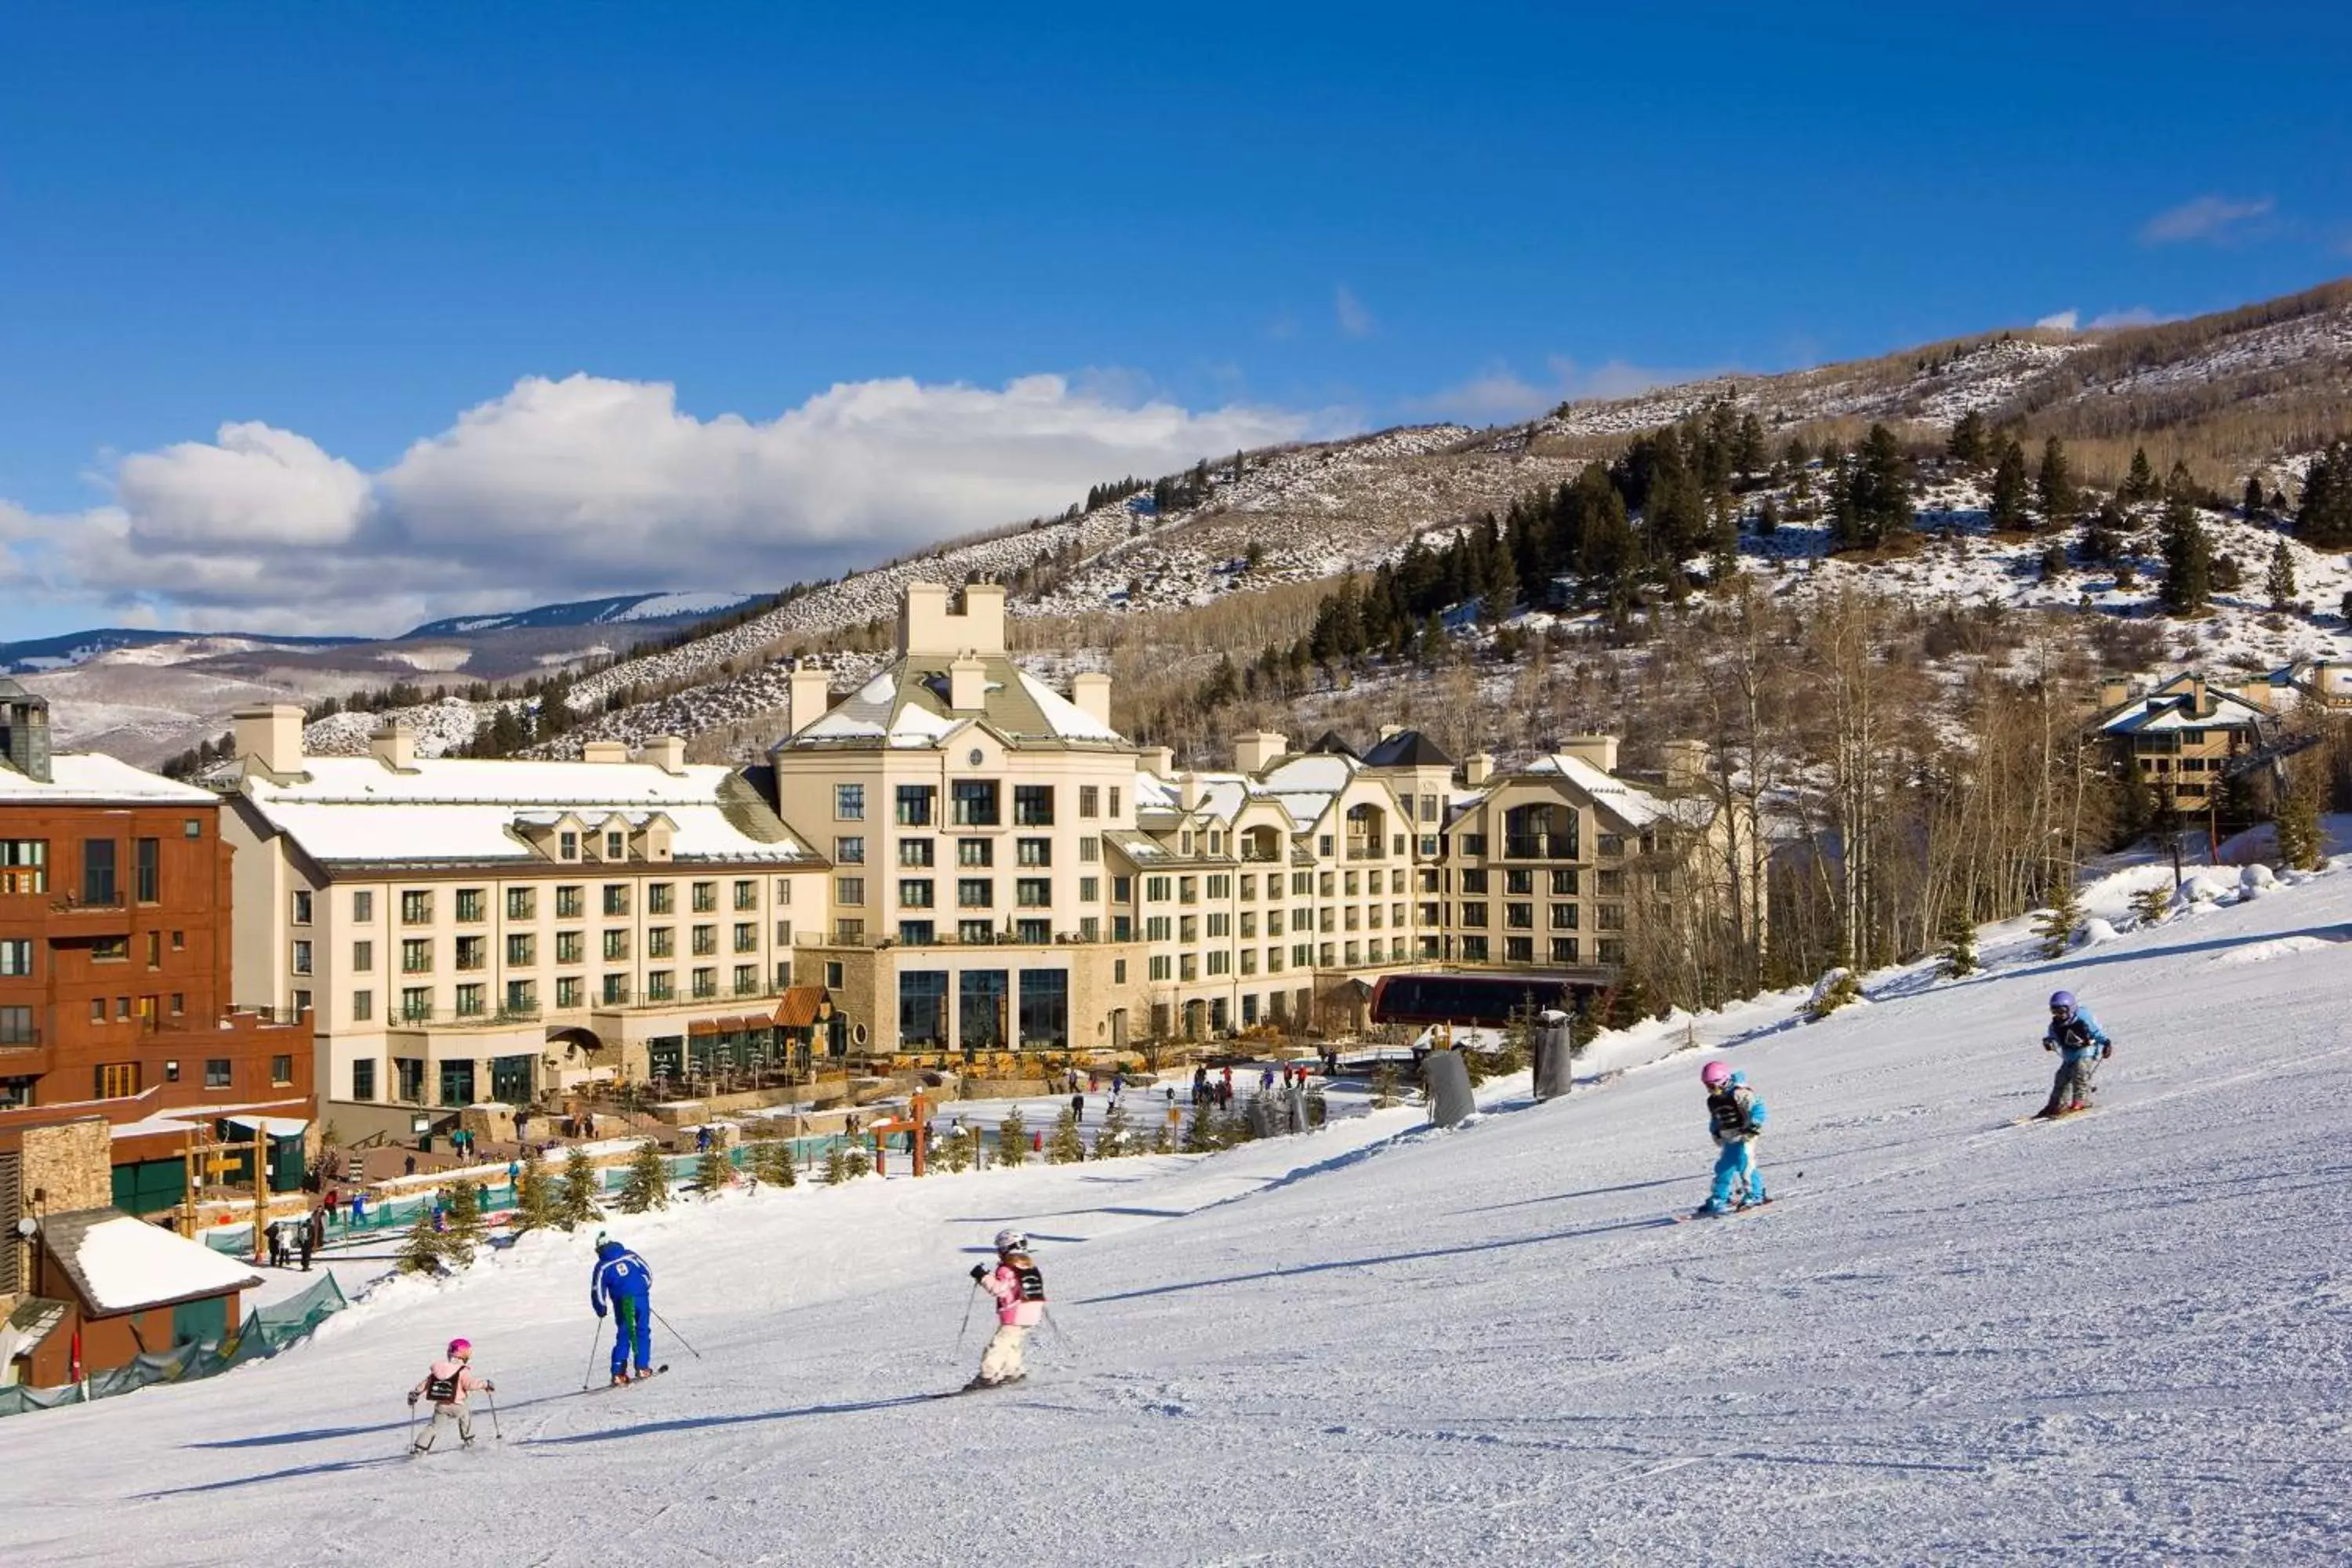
[{"x1": 9, "y1": 868, "x2": 2352, "y2": 1564}]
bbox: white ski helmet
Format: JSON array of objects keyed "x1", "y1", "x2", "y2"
[{"x1": 993, "y1": 1228, "x2": 1028, "y2": 1253}]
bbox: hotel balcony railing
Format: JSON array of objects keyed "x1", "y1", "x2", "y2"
[
  {"x1": 797, "y1": 927, "x2": 1120, "y2": 950},
  {"x1": 1343, "y1": 839, "x2": 1385, "y2": 862},
  {"x1": 1503, "y1": 834, "x2": 1577, "y2": 859},
  {"x1": 390, "y1": 1007, "x2": 545, "y2": 1029}
]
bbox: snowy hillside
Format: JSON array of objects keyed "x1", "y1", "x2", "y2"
[
  {"x1": 400, "y1": 590, "x2": 765, "y2": 638},
  {"x1": 14, "y1": 851, "x2": 2351, "y2": 1564}
]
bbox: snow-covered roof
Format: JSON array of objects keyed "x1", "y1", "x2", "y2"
[
  {"x1": 1510, "y1": 754, "x2": 1715, "y2": 830},
  {"x1": 42, "y1": 1208, "x2": 263, "y2": 1315},
  {"x1": 779, "y1": 656, "x2": 1125, "y2": 751},
  {"x1": 2098, "y1": 686, "x2": 2269, "y2": 736},
  {"x1": 238, "y1": 756, "x2": 817, "y2": 868},
  {"x1": 0, "y1": 753, "x2": 217, "y2": 805}
]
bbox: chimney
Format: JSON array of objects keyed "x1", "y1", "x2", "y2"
[
  {"x1": 581, "y1": 741, "x2": 630, "y2": 764},
  {"x1": 958, "y1": 583, "x2": 1008, "y2": 654},
  {"x1": 234, "y1": 703, "x2": 307, "y2": 779},
  {"x1": 1234, "y1": 731, "x2": 1287, "y2": 773},
  {"x1": 368, "y1": 722, "x2": 416, "y2": 771},
  {"x1": 1142, "y1": 746, "x2": 1174, "y2": 779},
  {"x1": 1069, "y1": 671, "x2": 1112, "y2": 729},
  {"x1": 1463, "y1": 752, "x2": 1495, "y2": 787},
  {"x1": 1178, "y1": 772, "x2": 1204, "y2": 811},
  {"x1": 2189, "y1": 674, "x2": 2207, "y2": 716},
  {"x1": 1556, "y1": 734, "x2": 1621, "y2": 775},
  {"x1": 0, "y1": 682, "x2": 52, "y2": 783},
  {"x1": 635, "y1": 736, "x2": 686, "y2": 773},
  {"x1": 898, "y1": 582, "x2": 953, "y2": 655},
  {"x1": 949, "y1": 653, "x2": 988, "y2": 711},
  {"x1": 788, "y1": 662, "x2": 830, "y2": 736},
  {"x1": 1661, "y1": 739, "x2": 1710, "y2": 791}
]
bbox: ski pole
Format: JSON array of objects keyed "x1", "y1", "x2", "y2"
[
  {"x1": 580, "y1": 1319, "x2": 604, "y2": 1391},
  {"x1": 1043, "y1": 1305, "x2": 1076, "y2": 1354},
  {"x1": 651, "y1": 1306, "x2": 702, "y2": 1360},
  {"x1": 404, "y1": 1396, "x2": 417, "y2": 1454},
  {"x1": 955, "y1": 1279, "x2": 982, "y2": 1353},
  {"x1": 485, "y1": 1386, "x2": 503, "y2": 1442}
]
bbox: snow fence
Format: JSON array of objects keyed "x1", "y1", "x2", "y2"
[{"x1": 0, "y1": 1272, "x2": 349, "y2": 1417}]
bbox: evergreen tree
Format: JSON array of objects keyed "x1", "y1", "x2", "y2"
[
  {"x1": 2038, "y1": 542, "x2": 2069, "y2": 581},
  {"x1": 1936, "y1": 896, "x2": 1978, "y2": 978},
  {"x1": 2130, "y1": 884, "x2": 2171, "y2": 927},
  {"x1": 2158, "y1": 495, "x2": 2213, "y2": 615},
  {"x1": 931, "y1": 1126, "x2": 971, "y2": 1174},
  {"x1": 397, "y1": 1202, "x2": 456, "y2": 1274},
  {"x1": 1568, "y1": 1000, "x2": 1601, "y2": 1055},
  {"x1": 696, "y1": 1139, "x2": 731, "y2": 1199},
  {"x1": 2243, "y1": 474, "x2": 2267, "y2": 516},
  {"x1": 512, "y1": 1152, "x2": 557, "y2": 1233},
  {"x1": 2036, "y1": 869, "x2": 2084, "y2": 960},
  {"x1": 445, "y1": 1181, "x2": 486, "y2": 1254},
  {"x1": 2120, "y1": 447, "x2": 2158, "y2": 504},
  {"x1": 1047, "y1": 1101, "x2": 1086, "y2": 1164},
  {"x1": 2265, "y1": 536, "x2": 2299, "y2": 610},
  {"x1": 561, "y1": 1147, "x2": 602, "y2": 1229},
  {"x1": 1150, "y1": 1117, "x2": 1176, "y2": 1155},
  {"x1": 2082, "y1": 499, "x2": 2125, "y2": 564},
  {"x1": 617, "y1": 1141, "x2": 670, "y2": 1213},
  {"x1": 2037, "y1": 437, "x2": 2076, "y2": 526},
  {"x1": 1807, "y1": 970, "x2": 1863, "y2": 1020},
  {"x1": 1095, "y1": 1100, "x2": 1131, "y2": 1159},
  {"x1": 1755, "y1": 496, "x2": 1782, "y2": 536},
  {"x1": 1987, "y1": 438, "x2": 2032, "y2": 532},
  {"x1": 1782, "y1": 434, "x2": 1812, "y2": 471},
  {"x1": 822, "y1": 1142, "x2": 853, "y2": 1185},
  {"x1": 1733, "y1": 411, "x2": 1767, "y2": 475},
  {"x1": 753, "y1": 1138, "x2": 799, "y2": 1186},
  {"x1": 1947, "y1": 410, "x2": 1989, "y2": 467},
  {"x1": 2295, "y1": 441, "x2": 2352, "y2": 547},
  {"x1": 1182, "y1": 1106, "x2": 1218, "y2": 1152},
  {"x1": 994, "y1": 1107, "x2": 1029, "y2": 1167},
  {"x1": 2274, "y1": 770, "x2": 2326, "y2": 873},
  {"x1": 842, "y1": 1143, "x2": 872, "y2": 1180}
]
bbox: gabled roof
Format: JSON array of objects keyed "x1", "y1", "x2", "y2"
[
  {"x1": 2095, "y1": 675, "x2": 2270, "y2": 737},
  {"x1": 1504, "y1": 753, "x2": 1715, "y2": 830},
  {"x1": 1360, "y1": 730, "x2": 1455, "y2": 769},
  {"x1": 237, "y1": 757, "x2": 818, "y2": 868},
  {"x1": 1303, "y1": 730, "x2": 1361, "y2": 759},
  {"x1": 778, "y1": 656, "x2": 1124, "y2": 751},
  {"x1": 41, "y1": 1207, "x2": 262, "y2": 1316}
]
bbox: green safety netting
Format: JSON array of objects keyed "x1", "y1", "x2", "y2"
[{"x1": 0, "y1": 1272, "x2": 348, "y2": 1418}]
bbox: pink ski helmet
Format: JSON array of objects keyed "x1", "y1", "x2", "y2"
[
  {"x1": 447, "y1": 1338, "x2": 472, "y2": 1358},
  {"x1": 1700, "y1": 1061, "x2": 1733, "y2": 1089}
]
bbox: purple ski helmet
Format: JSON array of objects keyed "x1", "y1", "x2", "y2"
[{"x1": 2049, "y1": 990, "x2": 2077, "y2": 1015}]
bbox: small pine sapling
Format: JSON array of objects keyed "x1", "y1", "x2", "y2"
[
  {"x1": 617, "y1": 1142, "x2": 671, "y2": 1213},
  {"x1": 2130, "y1": 884, "x2": 2172, "y2": 927},
  {"x1": 933, "y1": 1127, "x2": 972, "y2": 1174},
  {"x1": 561, "y1": 1146, "x2": 602, "y2": 1229},
  {"x1": 1094, "y1": 1101, "x2": 1131, "y2": 1159},
  {"x1": 1807, "y1": 970, "x2": 1863, "y2": 1020},
  {"x1": 397, "y1": 1203, "x2": 455, "y2": 1275},
  {"x1": 1047, "y1": 1102, "x2": 1086, "y2": 1164},
  {"x1": 1181, "y1": 1107, "x2": 1218, "y2": 1153},
  {"x1": 994, "y1": 1107, "x2": 1029, "y2": 1167},
  {"x1": 695, "y1": 1139, "x2": 731, "y2": 1200},
  {"x1": 842, "y1": 1143, "x2": 873, "y2": 1180},
  {"x1": 512, "y1": 1154, "x2": 556, "y2": 1232},
  {"x1": 1937, "y1": 898, "x2": 1979, "y2": 978},
  {"x1": 445, "y1": 1181, "x2": 486, "y2": 1252},
  {"x1": 2036, "y1": 871, "x2": 2085, "y2": 960},
  {"x1": 822, "y1": 1142, "x2": 852, "y2": 1185}
]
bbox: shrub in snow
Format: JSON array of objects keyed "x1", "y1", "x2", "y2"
[
  {"x1": 695, "y1": 1142, "x2": 731, "y2": 1199},
  {"x1": 1093, "y1": 1102, "x2": 1131, "y2": 1159},
  {"x1": 1182, "y1": 1107, "x2": 1218, "y2": 1153},
  {"x1": 1047, "y1": 1102, "x2": 1086, "y2": 1165},
  {"x1": 561, "y1": 1147, "x2": 602, "y2": 1229},
  {"x1": 2036, "y1": 873, "x2": 2085, "y2": 959},
  {"x1": 1807, "y1": 969, "x2": 1863, "y2": 1019},
  {"x1": 512, "y1": 1156, "x2": 557, "y2": 1233},
  {"x1": 2273, "y1": 785, "x2": 2325, "y2": 873},
  {"x1": 994, "y1": 1107, "x2": 1029, "y2": 1167},
  {"x1": 616, "y1": 1142, "x2": 670, "y2": 1212},
  {"x1": 842, "y1": 1145, "x2": 872, "y2": 1181},
  {"x1": 2131, "y1": 884, "x2": 2172, "y2": 927},
  {"x1": 1937, "y1": 902, "x2": 1979, "y2": 977},
  {"x1": 931, "y1": 1128, "x2": 972, "y2": 1174},
  {"x1": 751, "y1": 1139, "x2": 797, "y2": 1187},
  {"x1": 822, "y1": 1143, "x2": 851, "y2": 1185}
]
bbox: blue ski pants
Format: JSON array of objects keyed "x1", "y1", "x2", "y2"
[
  {"x1": 1710, "y1": 1139, "x2": 1763, "y2": 1209},
  {"x1": 611, "y1": 1294, "x2": 652, "y2": 1377}
]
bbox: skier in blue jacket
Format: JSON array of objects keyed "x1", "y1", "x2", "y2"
[
  {"x1": 590, "y1": 1236, "x2": 655, "y2": 1385},
  {"x1": 2037, "y1": 990, "x2": 2111, "y2": 1119},
  {"x1": 1695, "y1": 1062, "x2": 1767, "y2": 1218}
]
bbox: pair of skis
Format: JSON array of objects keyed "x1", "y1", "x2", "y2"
[{"x1": 1672, "y1": 1196, "x2": 1776, "y2": 1225}]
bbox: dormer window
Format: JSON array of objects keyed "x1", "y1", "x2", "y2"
[
  {"x1": 560, "y1": 832, "x2": 579, "y2": 860},
  {"x1": 605, "y1": 831, "x2": 626, "y2": 860}
]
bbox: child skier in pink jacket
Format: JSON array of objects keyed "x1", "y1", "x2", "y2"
[
  {"x1": 408, "y1": 1338, "x2": 493, "y2": 1453},
  {"x1": 966, "y1": 1229, "x2": 1046, "y2": 1389}
]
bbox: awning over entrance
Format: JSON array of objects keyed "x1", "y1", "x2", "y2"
[{"x1": 774, "y1": 985, "x2": 831, "y2": 1029}]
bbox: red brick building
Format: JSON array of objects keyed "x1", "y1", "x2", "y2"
[{"x1": 0, "y1": 681, "x2": 313, "y2": 1218}]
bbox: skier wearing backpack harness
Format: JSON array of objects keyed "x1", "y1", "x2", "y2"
[
  {"x1": 2037, "y1": 991, "x2": 2112, "y2": 1119},
  {"x1": 408, "y1": 1338, "x2": 493, "y2": 1452},
  {"x1": 1695, "y1": 1062, "x2": 1768, "y2": 1218},
  {"x1": 966, "y1": 1229, "x2": 1046, "y2": 1389},
  {"x1": 590, "y1": 1236, "x2": 656, "y2": 1385}
]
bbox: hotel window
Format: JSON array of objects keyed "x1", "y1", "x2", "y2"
[
  {"x1": 557, "y1": 931, "x2": 585, "y2": 963},
  {"x1": 645, "y1": 971, "x2": 674, "y2": 1001},
  {"x1": 1551, "y1": 938, "x2": 1579, "y2": 964},
  {"x1": 603, "y1": 931, "x2": 630, "y2": 960},
  {"x1": 456, "y1": 935, "x2": 487, "y2": 971},
  {"x1": 602, "y1": 884, "x2": 630, "y2": 916},
  {"x1": 1079, "y1": 876, "x2": 1098, "y2": 902},
  {"x1": 1598, "y1": 835, "x2": 1624, "y2": 857},
  {"x1": 898, "y1": 920, "x2": 935, "y2": 946},
  {"x1": 0, "y1": 840, "x2": 45, "y2": 895},
  {"x1": 1107, "y1": 786, "x2": 1121, "y2": 818},
  {"x1": 1079, "y1": 785, "x2": 1100, "y2": 818},
  {"x1": 456, "y1": 983, "x2": 485, "y2": 1017},
  {"x1": 775, "y1": 920, "x2": 793, "y2": 946},
  {"x1": 559, "y1": 831, "x2": 579, "y2": 860},
  {"x1": 205, "y1": 1058, "x2": 232, "y2": 1090},
  {"x1": 899, "y1": 838, "x2": 935, "y2": 867},
  {"x1": 1505, "y1": 903, "x2": 1534, "y2": 930},
  {"x1": 1597, "y1": 906, "x2": 1624, "y2": 931},
  {"x1": 1015, "y1": 919, "x2": 1050, "y2": 945},
  {"x1": 648, "y1": 883, "x2": 674, "y2": 915},
  {"x1": 291, "y1": 940, "x2": 313, "y2": 975},
  {"x1": 735, "y1": 880, "x2": 758, "y2": 910},
  {"x1": 692, "y1": 925, "x2": 717, "y2": 956},
  {"x1": 602, "y1": 974, "x2": 628, "y2": 1004},
  {"x1": 692, "y1": 880, "x2": 717, "y2": 912},
  {"x1": 895, "y1": 785, "x2": 935, "y2": 826},
  {"x1": 958, "y1": 878, "x2": 993, "y2": 909},
  {"x1": 1597, "y1": 869, "x2": 1624, "y2": 897},
  {"x1": 1460, "y1": 936, "x2": 1488, "y2": 963},
  {"x1": 351, "y1": 1058, "x2": 376, "y2": 1100},
  {"x1": 1017, "y1": 878, "x2": 1051, "y2": 908},
  {"x1": 1017, "y1": 838, "x2": 1051, "y2": 867},
  {"x1": 401, "y1": 889, "x2": 432, "y2": 924},
  {"x1": 899, "y1": 878, "x2": 935, "y2": 908},
  {"x1": 1112, "y1": 875, "x2": 1131, "y2": 903},
  {"x1": 352, "y1": 989, "x2": 373, "y2": 1022},
  {"x1": 604, "y1": 832, "x2": 625, "y2": 860},
  {"x1": 835, "y1": 783, "x2": 865, "y2": 820},
  {"x1": 82, "y1": 838, "x2": 119, "y2": 904},
  {"x1": 1597, "y1": 938, "x2": 1626, "y2": 964},
  {"x1": 836, "y1": 836, "x2": 866, "y2": 865},
  {"x1": 0, "y1": 939, "x2": 29, "y2": 977},
  {"x1": 1178, "y1": 953, "x2": 1199, "y2": 982},
  {"x1": 1551, "y1": 904, "x2": 1578, "y2": 929},
  {"x1": 291, "y1": 888, "x2": 314, "y2": 925},
  {"x1": 774, "y1": 879, "x2": 792, "y2": 905},
  {"x1": 952, "y1": 780, "x2": 1000, "y2": 826},
  {"x1": 456, "y1": 887, "x2": 486, "y2": 922},
  {"x1": 835, "y1": 877, "x2": 866, "y2": 907},
  {"x1": 646, "y1": 928, "x2": 673, "y2": 959},
  {"x1": 1112, "y1": 915, "x2": 1131, "y2": 941},
  {"x1": 1505, "y1": 937, "x2": 1534, "y2": 964},
  {"x1": 96, "y1": 1062, "x2": 141, "y2": 1098},
  {"x1": 1505, "y1": 869, "x2": 1534, "y2": 896},
  {"x1": 1145, "y1": 916, "x2": 1171, "y2": 942},
  {"x1": 557, "y1": 977, "x2": 584, "y2": 1008},
  {"x1": 956, "y1": 920, "x2": 991, "y2": 945},
  {"x1": 508, "y1": 887, "x2": 537, "y2": 920},
  {"x1": 959, "y1": 839, "x2": 993, "y2": 867},
  {"x1": 1149, "y1": 956, "x2": 1171, "y2": 981},
  {"x1": 401, "y1": 938, "x2": 433, "y2": 973},
  {"x1": 507, "y1": 979, "x2": 536, "y2": 1013},
  {"x1": 735, "y1": 923, "x2": 757, "y2": 953},
  {"x1": 1146, "y1": 877, "x2": 1171, "y2": 902},
  {"x1": 557, "y1": 884, "x2": 585, "y2": 918},
  {"x1": 1179, "y1": 914, "x2": 1199, "y2": 942},
  {"x1": 394, "y1": 1056, "x2": 426, "y2": 1102},
  {"x1": 1012, "y1": 785, "x2": 1054, "y2": 826},
  {"x1": 1551, "y1": 869, "x2": 1579, "y2": 896}
]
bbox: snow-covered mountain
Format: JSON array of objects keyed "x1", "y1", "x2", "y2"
[
  {"x1": 400, "y1": 590, "x2": 766, "y2": 639},
  {"x1": 16, "y1": 833, "x2": 2350, "y2": 1564},
  {"x1": 0, "y1": 626, "x2": 360, "y2": 677}
]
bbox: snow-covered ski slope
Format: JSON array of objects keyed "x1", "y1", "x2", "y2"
[{"x1": 13, "y1": 870, "x2": 2352, "y2": 1565}]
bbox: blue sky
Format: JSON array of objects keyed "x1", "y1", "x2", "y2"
[{"x1": 2, "y1": 1, "x2": 2347, "y2": 637}]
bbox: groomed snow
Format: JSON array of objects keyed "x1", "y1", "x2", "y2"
[{"x1": 9, "y1": 861, "x2": 2352, "y2": 1563}]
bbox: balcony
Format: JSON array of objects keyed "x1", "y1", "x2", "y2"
[
  {"x1": 1343, "y1": 840, "x2": 1385, "y2": 862},
  {"x1": 1503, "y1": 834, "x2": 1577, "y2": 860},
  {"x1": 391, "y1": 1007, "x2": 543, "y2": 1029}
]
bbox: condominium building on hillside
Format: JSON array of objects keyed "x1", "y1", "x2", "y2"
[{"x1": 220, "y1": 710, "x2": 829, "y2": 1142}]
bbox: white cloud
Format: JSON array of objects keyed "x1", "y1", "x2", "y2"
[
  {"x1": 2034, "y1": 310, "x2": 2081, "y2": 332},
  {"x1": 2140, "y1": 194, "x2": 2274, "y2": 245},
  {"x1": 1334, "y1": 284, "x2": 1374, "y2": 339},
  {"x1": 1, "y1": 373, "x2": 1334, "y2": 636},
  {"x1": 2085, "y1": 306, "x2": 2169, "y2": 329}
]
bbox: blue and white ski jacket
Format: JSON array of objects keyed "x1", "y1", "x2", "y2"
[
  {"x1": 590, "y1": 1243, "x2": 652, "y2": 1317},
  {"x1": 2044, "y1": 1007, "x2": 2111, "y2": 1063}
]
